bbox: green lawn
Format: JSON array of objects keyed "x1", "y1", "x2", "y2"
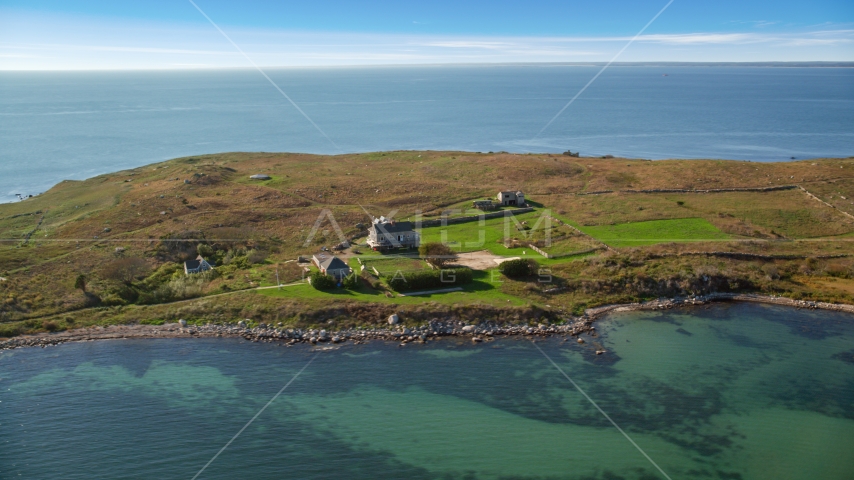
[
  {"x1": 417, "y1": 211, "x2": 552, "y2": 255},
  {"x1": 363, "y1": 256, "x2": 430, "y2": 276},
  {"x1": 258, "y1": 269, "x2": 528, "y2": 306},
  {"x1": 578, "y1": 217, "x2": 731, "y2": 247}
]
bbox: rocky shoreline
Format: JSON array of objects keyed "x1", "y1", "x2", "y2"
[
  {"x1": 3, "y1": 293, "x2": 852, "y2": 351},
  {"x1": 583, "y1": 292, "x2": 854, "y2": 319},
  {"x1": 0, "y1": 316, "x2": 597, "y2": 351}
]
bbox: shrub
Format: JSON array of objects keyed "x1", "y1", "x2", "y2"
[
  {"x1": 100, "y1": 293, "x2": 128, "y2": 306},
  {"x1": 310, "y1": 271, "x2": 337, "y2": 290},
  {"x1": 137, "y1": 272, "x2": 213, "y2": 304},
  {"x1": 0, "y1": 323, "x2": 23, "y2": 338},
  {"x1": 247, "y1": 249, "x2": 268, "y2": 265},
  {"x1": 101, "y1": 257, "x2": 151, "y2": 285},
  {"x1": 385, "y1": 268, "x2": 472, "y2": 292},
  {"x1": 43, "y1": 320, "x2": 59, "y2": 332},
  {"x1": 419, "y1": 242, "x2": 458, "y2": 268},
  {"x1": 74, "y1": 274, "x2": 87, "y2": 292},
  {"x1": 197, "y1": 243, "x2": 214, "y2": 258},
  {"x1": 499, "y1": 258, "x2": 539, "y2": 278},
  {"x1": 342, "y1": 272, "x2": 361, "y2": 289}
]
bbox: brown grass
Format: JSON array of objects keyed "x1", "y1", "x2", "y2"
[{"x1": 2, "y1": 151, "x2": 854, "y2": 329}]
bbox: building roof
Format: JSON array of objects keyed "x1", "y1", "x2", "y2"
[
  {"x1": 370, "y1": 221, "x2": 415, "y2": 234},
  {"x1": 185, "y1": 255, "x2": 211, "y2": 270},
  {"x1": 320, "y1": 256, "x2": 349, "y2": 271}
]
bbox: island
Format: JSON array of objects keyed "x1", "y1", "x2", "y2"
[{"x1": 2, "y1": 151, "x2": 854, "y2": 348}]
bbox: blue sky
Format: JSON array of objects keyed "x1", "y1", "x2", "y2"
[{"x1": 1, "y1": 0, "x2": 852, "y2": 68}]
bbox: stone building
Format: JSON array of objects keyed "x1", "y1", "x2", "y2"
[{"x1": 497, "y1": 191, "x2": 525, "y2": 207}]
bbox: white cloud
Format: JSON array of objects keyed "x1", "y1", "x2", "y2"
[{"x1": 0, "y1": 10, "x2": 851, "y2": 69}]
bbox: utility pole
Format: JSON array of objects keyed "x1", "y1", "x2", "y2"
[{"x1": 276, "y1": 265, "x2": 280, "y2": 290}]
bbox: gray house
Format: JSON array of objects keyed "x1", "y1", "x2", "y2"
[
  {"x1": 184, "y1": 255, "x2": 213, "y2": 275},
  {"x1": 312, "y1": 254, "x2": 352, "y2": 280},
  {"x1": 472, "y1": 199, "x2": 497, "y2": 211},
  {"x1": 367, "y1": 218, "x2": 420, "y2": 251},
  {"x1": 497, "y1": 191, "x2": 525, "y2": 207}
]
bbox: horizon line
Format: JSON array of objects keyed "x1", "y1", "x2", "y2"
[{"x1": 2, "y1": 60, "x2": 854, "y2": 72}]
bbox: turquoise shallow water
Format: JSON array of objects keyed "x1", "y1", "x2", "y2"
[{"x1": 2, "y1": 303, "x2": 853, "y2": 479}]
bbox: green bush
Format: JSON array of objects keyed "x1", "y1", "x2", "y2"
[
  {"x1": 499, "y1": 258, "x2": 539, "y2": 278},
  {"x1": 140, "y1": 319, "x2": 166, "y2": 325},
  {"x1": 310, "y1": 271, "x2": 337, "y2": 290},
  {"x1": 197, "y1": 243, "x2": 214, "y2": 258},
  {"x1": 385, "y1": 268, "x2": 472, "y2": 292},
  {"x1": 0, "y1": 323, "x2": 23, "y2": 338},
  {"x1": 418, "y1": 242, "x2": 458, "y2": 268},
  {"x1": 42, "y1": 320, "x2": 60, "y2": 332},
  {"x1": 141, "y1": 273, "x2": 211, "y2": 304},
  {"x1": 100, "y1": 293, "x2": 128, "y2": 306},
  {"x1": 342, "y1": 272, "x2": 361, "y2": 289}
]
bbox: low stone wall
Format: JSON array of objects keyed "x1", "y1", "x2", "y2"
[
  {"x1": 799, "y1": 186, "x2": 854, "y2": 221},
  {"x1": 529, "y1": 245, "x2": 604, "y2": 259},
  {"x1": 622, "y1": 185, "x2": 797, "y2": 194},
  {"x1": 576, "y1": 185, "x2": 797, "y2": 196},
  {"x1": 649, "y1": 251, "x2": 850, "y2": 261},
  {"x1": 576, "y1": 190, "x2": 614, "y2": 196},
  {"x1": 419, "y1": 207, "x2": 534, "y2": 228}
]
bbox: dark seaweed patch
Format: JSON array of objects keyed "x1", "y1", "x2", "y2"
[
  {"x1": 743, "y1": 303, "x2": 849, "y2": 340},
  {"x1": 832, "y1": 349, "x2": 854, "y2": 364}
]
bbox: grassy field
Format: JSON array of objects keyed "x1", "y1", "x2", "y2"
[
  {"x1": 547, "y1": 189, "x2": 854, "y2": 239},
  {"x1": 578, "y1": 218, "x2": 731, "y2": 247}
]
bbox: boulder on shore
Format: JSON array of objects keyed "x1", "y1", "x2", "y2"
[{"x1": 388, "y1": 314, "x2": 400, "y2": 325}]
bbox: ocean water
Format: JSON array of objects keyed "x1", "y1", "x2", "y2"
[
  {"x1": 1, "y1": 65, "x2": 853, "y2": 201},
  {"x1": 2, "y1": 303, "x2": 853, "y2": 479}
]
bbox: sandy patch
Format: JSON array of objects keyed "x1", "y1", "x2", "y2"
[{"x1": 453, "y1": 250, "x2": 516, "y2": 270}]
